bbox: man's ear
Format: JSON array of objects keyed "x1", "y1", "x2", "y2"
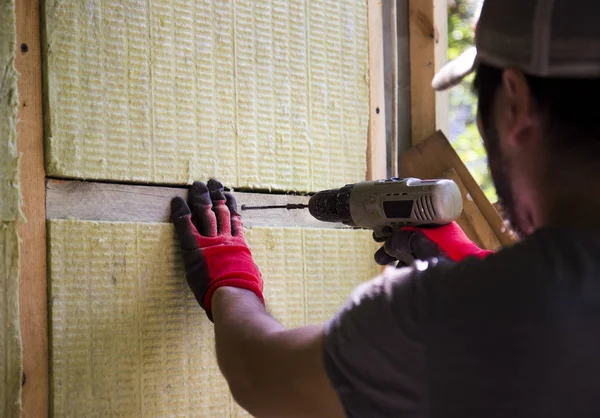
[{"x1": 500, "y1": 68, "x2": 537, "y2": 146}]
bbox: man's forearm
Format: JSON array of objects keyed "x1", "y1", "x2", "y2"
[
  {"x1": 212, "y1": 286, "x2": 286, "y2": 388},
  {"x1": 172, "y1": 181, "x2": 344, "y2": 417},
  {"x1": 211, "y1": 287, "x2": 343, "y2": 418}
]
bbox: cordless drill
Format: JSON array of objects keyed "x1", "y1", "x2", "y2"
[{"x1": 242, "y1": 177, "x2": 463, "y2": 240}]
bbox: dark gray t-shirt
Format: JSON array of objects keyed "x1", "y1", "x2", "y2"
[{"x1": 323, "y1": 227, "x2": 600, "y2": 417}]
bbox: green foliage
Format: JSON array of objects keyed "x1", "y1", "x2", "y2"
[{"x1": 447, "y1": 0, "x2": 497, "y2": 202}]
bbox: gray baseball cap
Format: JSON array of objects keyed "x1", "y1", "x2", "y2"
[{"x1": 432, "y1": 0, "x2": 600, "y2": 91}]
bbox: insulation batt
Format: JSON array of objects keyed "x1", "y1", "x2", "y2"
[
  {"x1": 43, "y1": 0, "x2": 370, "y2": 192},
  {"x1": 48, "y1": 220, "x2": 381, "y2": 417},
  {"x1": 0, "y1": 0, "x2": 22, "y2": 416}
]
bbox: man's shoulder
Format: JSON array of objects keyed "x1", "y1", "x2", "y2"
[
  {"x1": 492, "y1": 226, "x2": 600, "y2": 261},
  {"x1": 415, "y1": 226, "x2": 600, "y2": 282},
  {"x1": 396, "y1": 226, "x2": 600, "y2": 323},
  {"x1": 331, "y1": 226, "x2": 600, "y2": 334}
]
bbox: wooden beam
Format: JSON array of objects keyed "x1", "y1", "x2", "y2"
[
  {"x1": 367, "y1": 0, "x2": 387, "y2": 180},
  {"x1": 409, "y1": 0, "x2": 448, "y2": 144},
  {"x1": 46, "y1": 180, "x2": 351, "y2": 229},
  {"x1": 399, "y1": 131, "x2": 518, "y2": 249},
  {"x1": 395, "y1": 0, "x2": 412, "y2": 156},
  {"x1": 443, "y1": 168, "x2": 501, "y2": 251},
  {"x1": 382, "y1": 0, "x2": 412, "y2": 161},
  {"x1": 389, "y1": 0, "x2": 399, "y2": 177},
  {"x1": 15, "y1": 0, "x2": 48, "y2": 416}
]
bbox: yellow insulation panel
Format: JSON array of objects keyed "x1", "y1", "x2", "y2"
[
  {"x1": 0, "y1": 0, "x2": 19, "y2": 221},
  {"x1": 48, "y1": 219, "x2": 381, "y2": 417},
  {"x1": 0, "y1": 0, "x2": 22, "y2": 415},
  {"x1": 1, "y1": 223, "x2": 21, "y2": 416},
  {"x1": 43, "y1": 0, "x2": 370, "y2": 192}
]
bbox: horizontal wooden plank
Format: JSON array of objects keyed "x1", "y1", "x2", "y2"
[{"x1": 46, "y1": 180, "x2": 349, "y2": 229}]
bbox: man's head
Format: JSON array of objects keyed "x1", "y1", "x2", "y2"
[{"x1": 433, "y1": 0, "x2": 600, "y2": 236}]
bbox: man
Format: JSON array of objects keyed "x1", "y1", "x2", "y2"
[{"x1": 170, "y1": 0, "x2": 600, "y2": 416}]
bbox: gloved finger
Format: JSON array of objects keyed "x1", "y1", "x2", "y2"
[
  {"x1": 407, "y1": 229, "x2": 446, "y2": 260},
  {"x1": 372, "y1": 231, "x2": 388, "y2": 243},
  {"x1": 179, "y1": 247, "x2": 213, "y2": 321},
  {"x1": 381, "y1": 229, "x2": 421, "y2": 266},
  {"x1": 171, "y1": 195, "x2": 191, "y2": 219},
  {"x1": 224, "y1": 192, "x2": 245, "y2": 237},
  {"x1": 207, "y1": 178, "x2": 231, "y2": 236},
  {"x1": 171, "y1": 197, "x2": 201, "y2": 251},
  {"x1": 188, "y1": 181, "x2": 217, "y2": 237},
  {"x1": 374, "y1": 246, "x2": 397, "y2": 265},
  {"x1": 383, "y1": 229, "x2": 415, "y2": 260}
]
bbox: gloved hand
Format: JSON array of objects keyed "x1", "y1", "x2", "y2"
[
  {"x1": 374, "y1": 221, "x2": 494, "y2": 267},
  {"x1": 171, "y1": 179, "x2": 264, "y2": 321}
]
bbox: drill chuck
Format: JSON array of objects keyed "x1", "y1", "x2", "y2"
[{"x1": 307, "y1": 185, "x2": 355, "y2": 225}]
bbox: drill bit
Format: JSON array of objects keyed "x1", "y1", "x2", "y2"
[{"x1": 241, "y1": 203, "x2": 309, "y2": 211}]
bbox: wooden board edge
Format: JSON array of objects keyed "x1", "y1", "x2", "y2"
[
  {"x1": 443, "y1": 168, "x2": 502, "y2": 251},
  {"x1": 398, "y1": 130, "x2": 518, "y2": 248},
  {"x1": 45, "y1": 179, "x2": 352, "y2": 229},
  {"x1": 430, "y1": 132, "x2": 516, "y2": 247},
  {"x1": 433, "y1": 0, "x2": 449, "y2": 137},
  {"x1": 408, "y1": 0, "x2": 436, "y2": 143},
  {"x1": 408, "y1": 0, "x2": 447, "y2": 144},
  {"x1": 15, "y1": 0, "x2": 49, "y2": 417},
  {"x1": 437, "y1": 138, "x2": 517, "y2": 247},
  {"x1": 367, "y1": 0, "x2": 387, "y2": 180},
  {"x1": 388, "y1": 0, "x2": 399, "y2": 177}
]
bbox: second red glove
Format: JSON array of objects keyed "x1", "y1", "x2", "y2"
[
  {"x1": 374, "y1": 221, "x2": 494, "y2": 266},
  {"x1": 403, "y1": 221, "x2": 494, "y2": 262}
]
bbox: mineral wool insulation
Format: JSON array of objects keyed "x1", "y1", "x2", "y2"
[
  {"x1": 0, "y1": 0, "x2": 22, "y2": 416},
  {"x1": 43, "y1": 0, "x2": 370, "y2": 192},
  {"x1": 48, "y1": 220, "x2": 381, "y2": 417}
]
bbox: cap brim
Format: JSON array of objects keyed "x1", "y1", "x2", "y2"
[{"x1": 432, "y1": 46, "x2": 478, "y2": 91}]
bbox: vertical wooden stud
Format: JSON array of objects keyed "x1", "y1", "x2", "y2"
[
  {"x1": 367, "y1": 0, "x2": 388, "y2": 180},
  {"x1": 409, "y1": 0, "x2": 448, "y2": 144},
  {"x1": 15, "y1": 0, "x2": 49, "y2": 416}
]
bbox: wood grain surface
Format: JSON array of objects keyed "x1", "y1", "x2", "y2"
[
  {"x1": 367, "y1": 0, "x2": 388, "y2": 180},
  {"x1": 399, "y1": 131, "x2": 518, "y2": 248},
  {"x1": 15, "y1": 0, "x2": 49, "y2": 416},
  {"x1": 443, "y1": 168, "x2": 502, "y2": 251},
  {"x1": 408, "y1": 0, "x2": 448, "y2": 144},
  {"x1": 46, "y1": 180, "x2": 349, "y2": 229}
]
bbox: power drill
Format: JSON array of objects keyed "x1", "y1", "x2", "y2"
[{"x1": 242, "y1": 178, "x2": 463, "y2": 240}]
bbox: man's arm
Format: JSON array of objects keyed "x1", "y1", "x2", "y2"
[
  {"x1": 212, "y1": 287, "x2": 345, "y2": 418},
  {"x1": 170, "y1": 179, "x2": 485, "y2": 417},
  {"x1": 170, "y1": 179, "x2": 345, "y2": 417}
]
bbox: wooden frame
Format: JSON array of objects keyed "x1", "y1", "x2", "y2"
[
  {"x1": 367, "y1": 0, "x2": 388, "y2": 180},
  {"x1": 13, "y1": 1, "x2": 389, "y2": 414},
  {"x1": 45, "y1": 180, "x2": 349, "y2": 229},
  {"x1": 408, "y1": 0, "x2": 448, "y2": 145},
  {"x1": 398, "y1": 130, "x2": 518, "y2": 249},
  {"x1": 16, "y1": 0, "x2": 48, "y2": 417},
  {"x1": 381, "y1": 0, "x2": 447, "y2": 172},
  {"x1": 16, "y1": 0, "x2": 514, "y2": 412},
  {"x1": 400, "y1": 0, "x2": 516, "y2": 250}
]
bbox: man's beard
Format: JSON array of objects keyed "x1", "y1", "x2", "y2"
[{"x1": 482, "y1": 121, "x2": 526, "y2": 238}]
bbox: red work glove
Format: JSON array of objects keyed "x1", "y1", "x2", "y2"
[
  {"x1": 374, "y1": 221, "x2": 494, "y2": 267},
  {"x1": 171, "y1": 179, "x2": 264, "y2": 321}
]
